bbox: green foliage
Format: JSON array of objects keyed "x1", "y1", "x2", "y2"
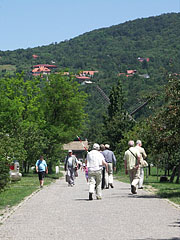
[{"x1": 0, "y1": 73, "x2": 87, "y2": 187}]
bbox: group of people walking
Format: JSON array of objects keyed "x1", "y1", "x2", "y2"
[
  {"x1": 124, "y1": 140, "x2": 147, "y2": 194},
  {"x1": 64, "y1": 143, "x2": 117, "y2": 200},
  {"x1": 35, "y1": 139, "x2": 147, "y2": 200}
]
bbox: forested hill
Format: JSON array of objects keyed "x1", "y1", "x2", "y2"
[
  {"x1": 0, "y1": 13, "x2": 180, "y2": 121},
  {"x1": 0, "y1": 13, "x2": 179, "y2": 73}
]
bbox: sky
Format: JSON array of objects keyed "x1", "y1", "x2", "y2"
[{"x1": 0, "y1": 0, "x2": 179, "y2": 51}]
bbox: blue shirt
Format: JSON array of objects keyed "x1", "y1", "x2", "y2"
[
  {"x1": 102, "y1": 149, "x2": 116, "y2": 165},
  {"x1": 36, "y1": 160, "x2": 47, "y2": 172}
]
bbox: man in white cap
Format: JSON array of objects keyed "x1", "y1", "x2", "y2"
[
  {"x1": 64, "y1": 150, "x2": 78, "y2": 187},
  {"x1": 124, "y1": 140, "x2": 141, "y2": 194},
  {"x1": 102, "y1": 144, "x2": 116, "y2": 189},
  {"x1": 86, "y1": 143, "x2": 108, "y2": 200}
]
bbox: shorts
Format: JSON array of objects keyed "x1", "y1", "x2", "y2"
[{"x1": 38, "y1": 171, "x2": 45, "y2": 180}]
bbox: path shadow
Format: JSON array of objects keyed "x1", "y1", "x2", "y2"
[
  {"x1": 135, "y1": 238, "x2": 180, "y2": 240},
  {"x1": 74, "y1": 198, "x2": 89, "y2": 202},
  {"x1": 169, "y1": 220, "x2": 180, "y2": 228}
]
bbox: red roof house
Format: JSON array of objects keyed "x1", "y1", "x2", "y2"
[{"x1": 32, "y1": 66, "x2": 51, "y2": 76}]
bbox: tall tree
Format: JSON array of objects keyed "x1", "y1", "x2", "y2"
[{"x1": 103, "y1": 80, "x2": 134, "y2": 150}]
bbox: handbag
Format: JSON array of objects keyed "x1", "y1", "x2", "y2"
[
  {"x1": 65, "y1": 172, "x2": 70, "y2": 182},
  {"x1": 140, "y1": 160, "x2": 148, "y2": 167},
  {"x1": 75, "y1": 169, "x2": 78, "y2": 177}
]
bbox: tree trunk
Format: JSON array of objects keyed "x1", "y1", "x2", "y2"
[
  {"x1": 175, "y1": 162, "x2": 180, "y2": 184},
  {"x1": 148, "y1": 164, "x2": 151, "y2": 175},
  {"x1": 169, "y1": 165, "x2": 177, "y2": 183}
]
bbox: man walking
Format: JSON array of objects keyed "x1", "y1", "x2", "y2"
[
  {"x1": 36, "y1": 155, "x2": 48, "y2": 188},
  {"x1": 124, "y1": 140, "x2": 141, "y2": 194},
  {"x1": 86, "y1": 143, "x2": 108, "y2": 200},
  {"x1": 135, "y1": 140, "x2": 147, "y2": 189},
  {"x1": 64, "y1": 150, "x2": 78, "y2": 187},
  {"x1": 102, "y1": 144, "x2": 116, "y2": 189}
]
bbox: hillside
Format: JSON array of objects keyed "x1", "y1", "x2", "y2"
[{"x1": 0, "y1": 13, "x2": 180, "y2": 130}]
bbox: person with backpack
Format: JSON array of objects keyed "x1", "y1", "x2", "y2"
[{"x1": 124, "y1": 140, "x2": 141, "y2": 194}]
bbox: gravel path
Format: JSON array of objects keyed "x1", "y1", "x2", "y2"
[{"x1": 0, "y1": 171, "x2": 179, "y2": 240}]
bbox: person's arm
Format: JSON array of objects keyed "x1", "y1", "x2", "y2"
[
  {"x1": 142, "y1": 148, "x2": 147, "y2": 159},
  {"x1": 46, "y1": 166, "x2": 48, "y2": 174},
  {"x1": 36, "y1": 161, "x2": 38, "y2": 172},
  {"x1": 135, "y1": 154, "x2": 141, "y2": 169},
  {"x1": 64, "y1": 156, "x2": 67, "y2": 171},
  {"x1": 124, "y1": 158, "x2": 128, "y2": 175},
  {"x1": 112, "y1": 153, "x2": 116, "y2": 172}
]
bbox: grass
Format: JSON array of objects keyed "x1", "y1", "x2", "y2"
[
  {"x1": 0, "y1": 172, "x2": 63, "y2": 210},
  {"x1": 0, "y1": 64, "x2": 16, "y2": 73},
  {"x1": 115, "y1": 168, "x2": 180, "y2": 206}
]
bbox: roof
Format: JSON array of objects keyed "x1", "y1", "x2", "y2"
[
  {"x1": 127, "y1": 70, "x2": 136, "y2": 74},
  {"x1": 32, "y1": 54, "x2": 38, "y2": 58},
  {"x1": 33, "y1": 64, "x2": 57, "y2": 68},
  {"x1": 32, "y1": 66, "x2": 51, "y2": 73},
  {"x1": 63, "y1": 141, "x2": 89, "y2": 151},
  {"x1": 82, "y1": 71, "x2": 98, "y2": 76},
  {"x1": 76, "y1": 76, "x2": 91, "y2": 80}
]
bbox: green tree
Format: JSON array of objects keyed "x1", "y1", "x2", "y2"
[
  {"x1": 103, "y1": 80, "x2": 134, "y2": 152},
  {"x1": 41, "y1": 74, "x2": 87, "y2": 171}
]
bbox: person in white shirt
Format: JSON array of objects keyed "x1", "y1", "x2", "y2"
[
  {"x1": 86, "y1": 143, "x2": 108, "y2": 200},
  {"x1": 124, "y1": 140, "x2": 141, "y2": 194}
]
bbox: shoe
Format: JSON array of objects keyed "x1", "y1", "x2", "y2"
[
  {"x1": 89, "y1": 193, "x2": 93, "y2": 200},
  {"x1": 109, "y1": 183, "x2": 114, "y2": 188},
  {"x1": 105, "y1": 186, "x2": 109, "y2": 189},
  {"x1": 131, "y1": 185, "x2": 137, "y2": 194},
  {"x1": 138, "y1": 187, "x2": 143, "y2": 189},
  {"x1": 96, "y1": 196, "x2": 102, "y2": 200},
  {"x1": 40, "y1": 185, "x2": 43, "y2": 188}
]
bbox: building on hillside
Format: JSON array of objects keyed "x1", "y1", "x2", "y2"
[
  {"x1": 75, "y1": 75, "x2": 91, "y2": 84},
  {"x1": 33, "y1": 64, "x2": 57, "y2": 69},
  {"x1": 63, "y1": 140, "x2": 89, "y2": 160},
  {"x1": 81, "y1": 70, "x2": 99, "y2": 77},
  {"x1": 127, "y1": 70, "x2": 137, "y2": 75},
  {"x1": 139, "y1": 73, "x2": 150, "y2": 79},
  {"x1": 137, "y1": 57, "x2": 150, "y2": 62},
  {"x1": 32, "y1": 66, "x2": 51, "y2": 76},
  {"x1": 32, "y1": 54, "x2": 38, "y2": 59}
]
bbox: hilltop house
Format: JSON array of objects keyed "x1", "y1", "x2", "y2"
[
  {"x1": 81, "y1": 70, "x2": 99, "y2": 77},
  {"x1": 137, "y1": 57, "x2": 150, "y2": 62},
  {"x1": 32, "y1": 64, "x2": 57, "y2": 76},
  {"x1": 32, "y1": 66, "x2": 51, "y2": 76}
]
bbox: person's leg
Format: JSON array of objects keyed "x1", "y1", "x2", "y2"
[
  {"x1": 101, "y1": 167, "x2": 105, "y2": 189},
  {"x1": 88, "y1": 171, "x2": 96, "y2": 200},
  {"x1": 69, "y1": 168, "x2": 75, "y2": 186},
  {"x1": 38, "y1": 172, "x2": 45, "y2": 188},
  {"x1": 131, "y1": 168, "x2": 140, "y2": 193},
  {"x1": 105, "y1": 168, "x2": 109, "y2": 188},
  {"x1": 108, "y1": 163, "x2": 113, "y2": 187},
  {"x1": 138, "y1": 168, "x2": 144, "y2": 188},
  {"x1": 95, "y1": 171, "x2": 102, "y2": 199}
]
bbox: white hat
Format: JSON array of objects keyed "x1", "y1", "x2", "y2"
[
  {"x1": 105, "y1": 144, "x2": 110, "y2": 149},
  {"x1": 93, "y1": 143, "x2": 100, "y2": 150},
  {"x1": 68, "y1": 150, "x2": 72, "y2": 153}
]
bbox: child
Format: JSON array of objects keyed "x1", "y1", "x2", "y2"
[{"x1": 85, "y1": 166, "x2": 88, "y2": 182}]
